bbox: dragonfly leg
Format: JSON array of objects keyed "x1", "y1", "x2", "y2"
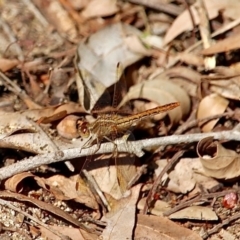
[{"x1": 103, "y1": 136, "x2": 118, "y2": 158}]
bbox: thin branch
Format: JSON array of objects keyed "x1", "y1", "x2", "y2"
[
  {"x1": 182, "y1": 0, "x2": 196, "y2": 43},
  {"x1": 143, "y1": 150, "x2": 185, "y2": 214},
  {"x1": 1, "y1": 129, "x2": 240, "y2": 180},
  {"x1": 196, "y1": 0, "x2": 216, "y2": 70},
  {"x1": 141, "y1": 129, "x2": 240, "y2": 150},
  {"x1": 163, "y1": 189, "x2": 240, "y2": 217},
  {"x1": 202, "y1": 212, "x2": 240, "y2": 239}
]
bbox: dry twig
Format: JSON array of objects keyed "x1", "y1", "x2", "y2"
[
  {"x1": 143, "y1": 150, "x2": 185, "y2": 214},
  {"x1": 0, "y1": 128, "x2": 240, "y2": 180}
]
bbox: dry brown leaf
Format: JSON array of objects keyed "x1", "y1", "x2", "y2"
[
  {"x1": 197, "y1": 93, "x2": 229, "y2": 132},
  {"x1": 0, "y1": 58, "x2": 19, "y2": 72},
  {"x1": 177, "y1": 52, "x2": 204, "y2": 67},
  {"x1": 20, "y1": 107, "x2": 59, "y2": 122},
  {"x1": 164, "y1": 66, "x2": 201, "y2": 97},
  {"x1": 38, "y1": 102, "x2": 85, "y2": 124},
  {"x1": 155, "y1": 158, "x2": 219, "y2": 194},
  {"x1": 5, "y1": 173, "x2": 99, "y2": 212},
  {"x1": 19, "y1": 102, "x2": 83, "y2": 122},
  {"x1": 216, "y1": 229, "x2": 236, "y2": 240},
  {"x1": 231, "y1": 62, "x2": 240, "y2": 73},
  {"x1": 164, "y1": 0, "x2": 240, "y2": 45},
  {"x1": 193, "y1": 173, "x2": 222, "y2": 193},
  {"x1": 53, "y1": 102, "x2": 85, "y2": 115},
  {"x1": 165, "y1": 160, "x2": 195, "y2": 193},
  {"x1": 201, "y1": 32, "x2": 240, "y2": 55},
  {"x1": 56, "y1": 115, "x2": 80, "y2": 139},
  {"x1": 155, "y1": 158, "x2": 196, "y2": 194},
  {"x1": 75, "y1": 23, "x2": 149, "y2": 112},
  {"x1": 101, "y1": 184, "x2": 141, "y2": 240},
  {"x1": 119, "y1": 77, "x2": 190, "y2": 125},
  {"x1": 4, "y1": 172, "x2": 47, "y2": 192},
  {"x1": 46, "y1": 175, "x2": 99, "y2": 210},
  {"x1": 197, "y1": 137, "x2": 240, "y2": 179},
  {"x1": 210, "y1": 82, "x2": 240, "y2": 100},
  {"x1": 135, "y1": 214, "x2": 202, "y2": 240},
  {"x1": 0, "y1": 112, "x2": 58, "y2": 153},
  {"x1": 169, "y1": 206, "x2": 218, "y2": 220},
  {"x1": 138, "y1": 197, "x2": 171, "y2": 216},
  {"x1": 82, "y1": 0, "x2": 119, "y2": 19},
  {"x1": 38, "y1": 111, "x2": 68, "y2": 124},
  {"x1": 160, "y1": 66, "x2": 202, "y2": 84},
  {"x1": 200, "y1": 66, "x2": 240, "y2": 100},
  {"x1": 0, "y1": 103, "x2": 85, "y2": 151},
  {"x1": 115, "y1": 154, "x2": 138, "y2": 195},
  {"x1": 86, "y1": 154, "x2": 137, "y2": 200},
  {"x1": 216, "y1": 65, "x2": 240, "y2": 75},
  {"x1": 39, "y1": 225, "x2": 87, "y2": 240}
]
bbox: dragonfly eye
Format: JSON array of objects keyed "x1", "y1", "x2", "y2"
[{"x1": 77, "y1": 121, "x2": 90, "y2": 138}]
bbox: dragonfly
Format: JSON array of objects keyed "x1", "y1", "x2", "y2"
[
  {"x1": 76, "y1": 64, "x2": 180, "y2": 199},
  {"x1": 77, "y1": 101, "x2": 180, "y2": 151},
  {"x1": 77, "y1": 63, "x2": 180, "y2": 151}
]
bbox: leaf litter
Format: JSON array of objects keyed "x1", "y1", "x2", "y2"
[{"x1": 1, "y1": 0, "x2": 240, "y2": 239}]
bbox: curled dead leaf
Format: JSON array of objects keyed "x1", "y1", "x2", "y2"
[
  {"x1": 197, "y1": 93, "x2": 229, "y2": 132},
  {"x1": 4, "y1": 172, "x2": 48, "y2": 192},
  {"x1": 57, "y1": 115, "x2": 80, "y2": 139},
  {"x1": 197, "y1": 137, "x2": 240, "y2": 179}
]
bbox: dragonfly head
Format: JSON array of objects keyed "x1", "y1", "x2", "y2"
[{"x1": 77, "y1": 120, "x2": 90, "y2": 138}]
